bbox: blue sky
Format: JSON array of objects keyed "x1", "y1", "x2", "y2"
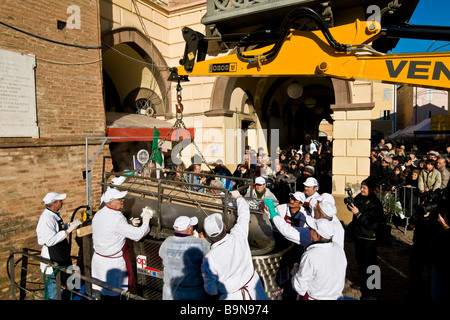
[{"x1": 390, "y1": 0, "x2": 450, "y2": 53}]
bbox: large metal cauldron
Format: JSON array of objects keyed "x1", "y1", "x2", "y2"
[{"x1": 107, "y1": 171, "x2": 295, "y2": 300}]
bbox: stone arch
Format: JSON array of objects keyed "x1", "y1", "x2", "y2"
[
  {"x1": 101, "y1": 27, "x2": 172, "y2": 116},
  {"x1": 331, "y1": 78, "x2": 351, "y2": 105},
  {"x1": 210, "y1": 76, "x2": 237, "y2": 111}
]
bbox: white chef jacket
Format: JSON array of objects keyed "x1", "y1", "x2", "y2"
[
  {"x1": 36, "y1": 208, "x2": 68, "y2": 274},
  {"x1": 304, "y1": 192, "x2": 320, "y2": 208},
  {"x1": 292, "y1": 242, "x2": 347, "y2": 300},
  {"x1": 201, "y1": 197, "x2": 268, "y2": 300},
  {"x1": 91, "y1": 206, "x2": 149, "y2": 295},
  {"x1": 331, "y1": 215, "x2": 345, "y2": 248},
  {"x1": 272, "y1": 203, "x2": 311, "y2": 246}
]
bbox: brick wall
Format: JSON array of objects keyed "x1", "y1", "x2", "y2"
[{"x1": 0, "y1": 0, "x2": 107, "y2": 299}]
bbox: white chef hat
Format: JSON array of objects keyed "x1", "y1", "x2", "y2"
[
  {"x1": 317, "y1": 193, "x2": 336, "y2": 205},
  {"x1": 289, "y1": 191, "x2": 306, "y2": 203},
  {"x1": 306, "y1": 216, "x2": 334, "y2": 240},
  {"x1": 303, "y1": 177, "x2": 318, "y2": 187},
  {"x1": 318, "y1": 200, "x2": 337, "y2": 217},
  {"x1": 110, "y1": 176, "x2": 126, "y2": 186},
  {"x1": 204, "y1": 213, "x2": 224, "y2": 237},
  {"x1": 255, "y1": 176, "x2": 266, "y2": 185},
  {"x1": 102, "y1": 188, "x2": 127, "y2": 203},
  {"x1": 173, "y1": 216, "x2": 198, "y2": 232},
  {"x1": 43, "y1": 192, "x2": 66, "y2": 205}
]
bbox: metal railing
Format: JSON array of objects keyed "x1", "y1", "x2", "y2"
[
  {"x1": 379, "y1": 185, "x2": 421, "y2": 233},
  {"x1": 8, "y1": 248, "x2": 145, "y2": 300}
]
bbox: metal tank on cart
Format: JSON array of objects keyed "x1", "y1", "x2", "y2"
[{"x1": 92, "y1": 169, "x2": 295, "y2": 300}]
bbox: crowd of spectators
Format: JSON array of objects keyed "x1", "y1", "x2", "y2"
[
  {"x1": 161, "y1": 134, "x2": 334, "y2": 205},
  {"x1": 154, "y1": 135, "x2": 450, "y2": 300},
  {"x1": 369, "y1": 139, "x2": 449, "y2": 194}
]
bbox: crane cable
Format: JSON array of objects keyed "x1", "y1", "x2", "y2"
[{"x1": 236, "y1": 7, "x2": 347, "y2": 63}]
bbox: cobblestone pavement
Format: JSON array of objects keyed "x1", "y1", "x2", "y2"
[{"x1": 342, "y1": 220, "x2": 420, "y2": 300}]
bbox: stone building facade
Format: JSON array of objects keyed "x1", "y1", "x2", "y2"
[
  {"x1": 0, "y1": 0, "x2": 108, "y2": 298},
  {"x1": 0, "y1": 0, "x2": 415, "y2": 298}
]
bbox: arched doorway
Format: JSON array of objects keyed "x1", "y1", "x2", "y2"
[
  {"x1": 101, "y1": 28, "x2": 171, "y2": 117},
  {"x1": 210, "y1": 76, "x2": 335, "y2": 154},
  {"x1": 101, "y1": 28, "x2": 173, "y2": 171}
]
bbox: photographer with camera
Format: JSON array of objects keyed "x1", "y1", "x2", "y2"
[{"x1": 346, "y1": 177, "x2": 384, "y2": 300}]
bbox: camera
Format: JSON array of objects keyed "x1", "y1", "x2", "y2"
[
  {"x1": 414, "y1": 188, "x2": 447, "y2": 216},
  {"x1": 344, "y1": 187, "x2": 355, "y2": 206}
]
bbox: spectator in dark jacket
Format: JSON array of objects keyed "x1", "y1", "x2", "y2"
[
  {"x1": 347, "y1": 177, "x2": 384, "y2": 299},
  {"x1": 378, "y1": 156, "x2": 393, "y2": 190},
  {"x1": 387, "y1": 165, "x2": 406, "y2": 192}
]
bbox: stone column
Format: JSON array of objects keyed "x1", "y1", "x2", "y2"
[{"x1": 331, "y1": 103, "x2": 374, "y2": 225}]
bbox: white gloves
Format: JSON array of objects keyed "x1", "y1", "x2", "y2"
[
  {"x1": 230, "y1": 190, "x2": 241, "y2": 199},
  {"x1": 129, "y1": 217, "x2": 141, "y2": 226},
  {"x1": 140, "y1": 206, "x2": 154, "y2": 224},
  {"x1": 66, "y1": 219, "x2": 81, "y2": 234}
]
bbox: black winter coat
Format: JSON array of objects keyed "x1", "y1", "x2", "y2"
[{"x1": 348, "y1": 193, "x2": 384, "y2": 239}]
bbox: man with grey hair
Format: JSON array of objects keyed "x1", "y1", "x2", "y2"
[
  {"x1": 159, "y1": 216, "x2": 210, "y2": 300},
  {"x1": 436, "y1": 156, "x2": 449, "y2": 189},
  {"x1": 91, "y1": 188, "x2": 152, "y2": 299}
]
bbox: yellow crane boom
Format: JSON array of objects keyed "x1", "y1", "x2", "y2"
[{"x1": 171, "y1": 8, "x2": 450, "y2": 90}]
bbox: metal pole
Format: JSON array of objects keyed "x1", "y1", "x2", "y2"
[
  {"x1": 55, "y1": 270, "x2": 62, "y2": 300},
  {"x1": 19, "y1": 248, "x2": 29, "y2": 300},
  {"x1": 9, "y1": 248, "x2": 16, "y2": 300},
  {"x1": 85, "y1": 137, "x2": 91, "y2": 216}
]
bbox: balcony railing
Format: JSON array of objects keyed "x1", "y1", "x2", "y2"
[{"x1": 202, "y1": 0, "x2": 316, "y2": 27}]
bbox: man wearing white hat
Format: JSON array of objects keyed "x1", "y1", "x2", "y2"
[
  {"x1": 312, "y1": 193, "x2": 345, "y2": 248},
  {"x1": 201, "y1": 191, "x2": 268, "y2": 300},
  {"x1": 91, "y1": 188, "x2": 152, "y2": 299},
  {"x1": 99, "y1": 175, "x2": 126, "y2": 206},
  {"x1": 264, "y1": 191, "x2": 312, "y2": 299},
  {"x1": 291, "y1": 216, "x2": 347, "y2": 300},
  {"x1": 264, "y1": 192, "x2": 311, "y2": 247},
  {"x1": 303, "y1": 177, "x2": 320, "y2": 204},
  {"x1": 36, "y1": 192, "x2": 81, "y2": 299},
  {"x1": 159, "y1": 216, "x2": 210, "y2": 300},
  {"x1": 245, "y1": 176, "x2": 278, "y2": 203}
]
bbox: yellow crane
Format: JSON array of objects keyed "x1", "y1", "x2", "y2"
[{"x1": 169, "y1": 7, "x2": 450, "y2": 90}]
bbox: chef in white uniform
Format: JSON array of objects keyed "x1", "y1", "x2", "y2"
[
  {"x1": 91, "y1": 188, "x2": 152, "y2": 299},
  {"x1": 302, "y1": 177, "x2": 321, "y2": 215},
  {"x1": 292, "y1": 216, "x2": 347, "y2": 300},
  {"x1": 201, "y1": 190, "x2": 268, "y2": 300},
  {"x1": 36, "y1": 192, "x2": 81, "y2": 300},
  {"x1": 310, "y1": 193, "x2": 345, "y2": 248},
  {"x1": 264, "y1": 191, "x2": 311, "y2": 246}
]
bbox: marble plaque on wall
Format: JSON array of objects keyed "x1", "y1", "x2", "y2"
[{"x1": 0, "y1": 48, "x2": 39, "y2": 138}]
